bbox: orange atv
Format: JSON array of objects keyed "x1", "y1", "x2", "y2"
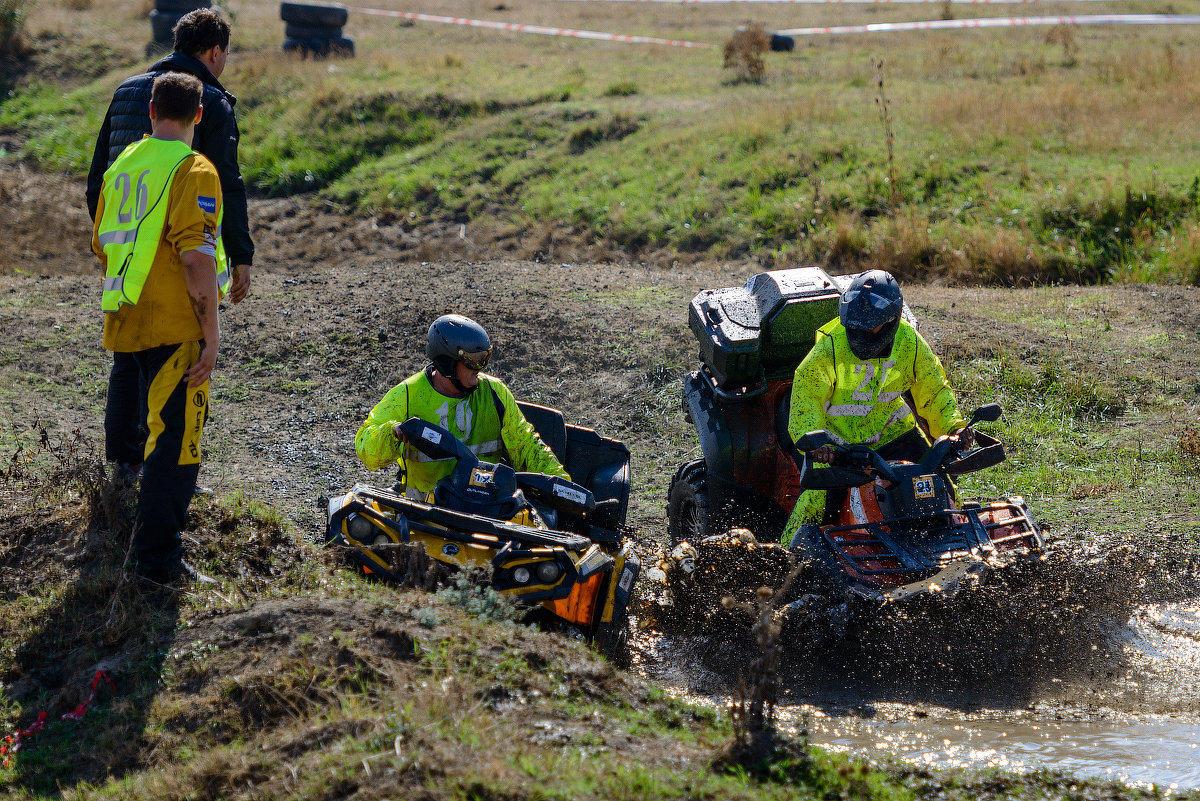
[
  {"x1": 661, "y1": 267, "x2": 1042, "y2": 641},
  {"x1": 788, "y1": 402, "x2": 1043, "y2": 603}
]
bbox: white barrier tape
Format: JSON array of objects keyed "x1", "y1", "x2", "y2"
[
  {"x1": 343, "y1": 5, "x2": 713, "y2": 47},
  {"x1": 778, "y1": 13, "x2": 1200, "y2": 34},
  {"x1": 558, "y1": 0, "x2": 1119, "y2": 4}
]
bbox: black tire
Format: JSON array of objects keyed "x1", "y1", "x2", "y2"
[
  {"x1": 285, "y1": 22, "x2": 342, "y2": 38},
  {"x1": 592, "y1": 603, "x2": 630, "y2": 668},
  {"x1": 666, "y1": 458, "x2": 711, "y2": 546},
  {"x1": 149, "y1": 9, "x2": 184, "y2": 42},
  {"x1": 769, "y1": 33, "x2": 795, "y2": 52},
  {"x1": 282, "y1": 36, "x2": 354, "y2": 58},
  {"x1": 154, "y1": 0, "x2": 211, "y2": 13},
  {"x1": 280, "y1": 2, "x2": 349, "y2": 28}
]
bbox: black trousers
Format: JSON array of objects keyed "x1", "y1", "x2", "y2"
[
  {"x1": 111, "y1": 343, "x2": 208, "y2": 570},
  {"x1": 105, "y1": 351, "x2": 147, "y2": 465}
]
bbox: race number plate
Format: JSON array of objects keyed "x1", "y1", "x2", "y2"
[
  {"x1": 912, "y1": 475, "x2": 937, "y2": 499},
  {"x1": 469, "y1": 468, "x2": 495, "y2": 488}
]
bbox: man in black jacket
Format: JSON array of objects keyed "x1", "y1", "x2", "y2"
[{"x1": 87, "y1": 7, "x2": 253, "y2": 474}]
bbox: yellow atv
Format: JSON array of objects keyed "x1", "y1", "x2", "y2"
[{"x1": 326, "y1": 408, "x2": 638, "y2": 659}]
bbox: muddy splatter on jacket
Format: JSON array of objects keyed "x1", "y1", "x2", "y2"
[
  {"x1": 355, "y1": 367, "x2": 569, "y2": 494},
  {"x1": 783, "y1": 318, "x2": 964, "y2": 535}
]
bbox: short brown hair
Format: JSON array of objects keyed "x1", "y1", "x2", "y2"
[
  {"x1": 152, "y1": 72, "x2": 203, "y2": 123},
  {"x1": 173, "y1": 8, "x2": 231, "y2": 56}
]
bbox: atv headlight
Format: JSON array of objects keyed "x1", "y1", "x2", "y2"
[
  {"x1": 371, "y1": 533, "x2": 392, "y2": 547},
  {"x1": 536, "y1": 562, "x2": 561, "y2": 584},
  {"x1": 347, "y1": 514, "x2": 375, "y2": 542},
  {"x1": 512, "y1": 566, "x2": 532, "y2": 584}
]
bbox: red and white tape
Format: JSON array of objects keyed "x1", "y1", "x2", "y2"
[
  {"x1": 777, "y1": 13, "x2": 1200, "y2": 34},
  {"x1": 557, "y1": 0, "x2": 1118, "y2": 4},
  {"x1": 343, "y1": 4, "x2": 712, "y2": 47}
]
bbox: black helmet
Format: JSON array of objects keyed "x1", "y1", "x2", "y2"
[
  {"x1": 839, "y1": 270, "x2": 903, "y2": 360},
  {"x1": 426, "y1": 314, "x2": 492, "y2": 379}
]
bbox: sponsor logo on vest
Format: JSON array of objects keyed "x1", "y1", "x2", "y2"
[{"x1": 198, "y1": 195, "x2": 217, "y2": 213}]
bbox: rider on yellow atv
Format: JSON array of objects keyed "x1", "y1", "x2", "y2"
[
  {"x1": 784, "y1": 270, "x2": 971, "y2": 547},
  {"x1": 356, "y1": 314, "x2": 569, "y2": 498}
]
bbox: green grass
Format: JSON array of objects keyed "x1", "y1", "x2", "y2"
[{"x1": 7, "y1": 1, "x2": 1200, "y2": 282}]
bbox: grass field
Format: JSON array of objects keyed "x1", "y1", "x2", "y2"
[
  {"x1": 6, "y1": 0, "x2": 1200, "y2": 281},
  {"x1": 2, "y1": 4, "x2": 1200, "y2": 797}
]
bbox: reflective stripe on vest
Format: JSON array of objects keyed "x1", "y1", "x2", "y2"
[
  {"x1": 818, "y1": 319, "x2": 921, "y2": 448},
  {"x1": 214, "y1": 224, "x2": 231, "y2": 298}
]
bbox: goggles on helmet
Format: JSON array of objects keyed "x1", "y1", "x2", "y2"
[
  {"x1": 842, "y1": 288, "x2": 895, "y2": 315},
  {"x1": 457, "y1": 347, "x2": 492, "y2": 371}
]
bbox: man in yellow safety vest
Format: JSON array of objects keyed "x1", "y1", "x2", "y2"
[
  {"x1": 782, "y1": 270, "x2": 973, "y2": 548},
  {"x1": 93, "y1": 72, "x2": 223, "y2": 585},
  {"x1": 356, "y1": 315, "x2": 570, "y2": 498}
]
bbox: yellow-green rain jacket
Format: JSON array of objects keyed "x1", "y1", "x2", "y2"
[
  {"x1": 355, "y1": 368, "x2": 570, "y2": 495},
  {"x1": 782, "y1": 318, "x2": 964, "y2": 543}
]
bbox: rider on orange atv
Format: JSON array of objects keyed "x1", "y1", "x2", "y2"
[{"x1": 783, "y1": 270, "x2": 974, "y2": 548}]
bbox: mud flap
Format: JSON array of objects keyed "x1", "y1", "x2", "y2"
[{"x1": 605, "y1": 548, "x2": 640, "y2": 625}]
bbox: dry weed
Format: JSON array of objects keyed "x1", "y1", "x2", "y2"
[
  {"x1": 1181, "y1": 428, "x2": 1200, "y2": 471},
  {"x1": 723, "y1": 25, "x2": 768, "y2": 83},
  {"x1": 714, "y1": 530, "x2": 803, "y2": 769},
  {"x1": 873, "y1": 58, "x2": 901, "y2": 208},
  {"x1": 1044, "y1": 24, "x2": 1078, "y2": 67}
]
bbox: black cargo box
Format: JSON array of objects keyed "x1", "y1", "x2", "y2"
[{"x1": 689, "y1": 266, "x2": 841, "y2": 391}]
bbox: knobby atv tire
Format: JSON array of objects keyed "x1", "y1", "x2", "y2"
[
  {"x1": 592, "y1": 604, "x2": 631, "y2": 668},
  {"x1": 280, "y1": 2, "x2": 349, "y2": 28},
  {"x1": 786, "y1": 522, "x2": 848, "y2": 596},
  {"x1": 667, "y1": 458, "x2": 711, "y2": 546},
  {"x1": 149, "y1": 9, "x2": 184, "y2": 42}
]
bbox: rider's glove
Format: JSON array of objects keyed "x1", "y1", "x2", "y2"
[{"x1": 955, "y1": 426, "x2": 975, "y2": 451}]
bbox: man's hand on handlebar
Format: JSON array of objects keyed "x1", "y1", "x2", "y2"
[
  {"x1": 811, "y1": 445, "x2": 836, "y2": 464},
  {"x1": 392, "y1": 422, "x2": 410, "y2": 445},
  {"x1": 954, "y1": 426, "x2": 975, "y2": 451}
]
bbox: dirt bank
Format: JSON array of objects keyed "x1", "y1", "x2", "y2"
[{"x1": 2, "y1": 162, "x2": 1200, "y2": 798}]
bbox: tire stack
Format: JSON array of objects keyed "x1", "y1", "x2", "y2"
[
  {"x1": 769, "y1": 33, "x2": 795, "y2": 52},
  {"x1": 281, "y1": 2, "x2": 354, "y2": 58},
  {"x1": 149, "y1": 0, "x2": 212, "y2": 50}
]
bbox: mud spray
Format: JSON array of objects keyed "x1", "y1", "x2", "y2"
[{"x1": 633, "y1": 535, "x2": 1200, "y2": 791}]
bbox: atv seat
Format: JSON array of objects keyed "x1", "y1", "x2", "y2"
[{"x1": 518, "y1": 401, "x2": 631, "y2": 538}]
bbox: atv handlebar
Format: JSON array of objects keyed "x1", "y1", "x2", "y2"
[
  {"x1": 399, "y1": 417, "x2": 605, "y2": 519},
  {"x1": 794, "y1": 404, "x2": 1006, "y2": 490}
]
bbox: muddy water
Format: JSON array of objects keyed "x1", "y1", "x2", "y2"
[{"x1": 634, "y1": 543, "x2": 1200, "y2": 790}]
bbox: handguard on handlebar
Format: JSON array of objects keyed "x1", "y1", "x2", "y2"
[
  {"x1": 942, "y1": 431, "x2": 1006, "y2": 475},
  {"x1": 399, "y1": 417, "x2": 475, "y2": 465},
  {"x1": 794, "y1": 431, "x2": 875, "y2": 489},
  {"x1": 515, "y1": 473, "x2": 597, "y2": 516}
]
